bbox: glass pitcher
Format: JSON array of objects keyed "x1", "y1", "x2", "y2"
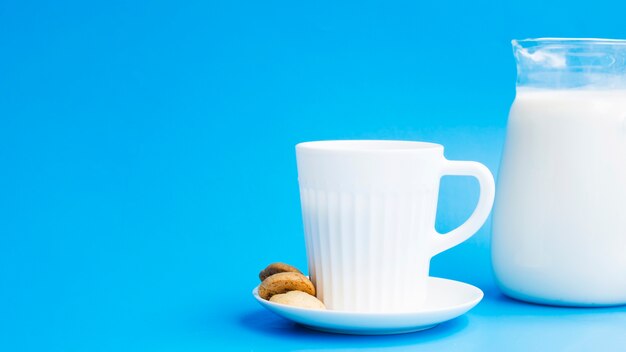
[{"x1": 492, "y1": 38, "x2": 626, "y2": 306}]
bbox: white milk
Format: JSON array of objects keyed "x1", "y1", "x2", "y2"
[{"x1": 492, "y1": 88, "x2": 626, "y2": 305}]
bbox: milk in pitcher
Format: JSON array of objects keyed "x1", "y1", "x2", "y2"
[{"x1": 492, "y1": 38, "x2": 626, "y2": 306}]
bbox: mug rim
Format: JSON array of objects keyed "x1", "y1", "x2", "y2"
[{"x1": 296, "y1": 140, "x2": 443, "y2": 152}]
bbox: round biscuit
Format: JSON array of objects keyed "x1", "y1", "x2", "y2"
[
  {"x1": 258, "y1": 272, "x2": 315, "y2": 300},
  {"x1": 259, "y1": 262, "x2": 302, "y2": 281},
  {"x1": 269, "y1": 290, "x2": 326, "y2": 310}
]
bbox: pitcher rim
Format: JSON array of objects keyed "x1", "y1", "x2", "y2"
[{"x1": 513, "y1": 38, "x2": 626, "y2": 47}]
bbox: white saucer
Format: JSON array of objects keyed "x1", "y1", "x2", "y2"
[{"x1": 252, "y1": 277, "x2": 483, "y2": 335}]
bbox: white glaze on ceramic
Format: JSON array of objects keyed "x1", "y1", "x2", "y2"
[
  {"x1": 253, "y1": 277, "x2": 484, "y2": 335},
  {"x1": 296, "y1": 140, "x2": 494, "y2": 312}
]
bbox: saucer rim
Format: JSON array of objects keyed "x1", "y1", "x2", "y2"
[{"x1": 252, "y1": 276, "x2": 484, "y2": 316}]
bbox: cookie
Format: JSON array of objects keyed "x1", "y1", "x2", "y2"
[
  {"x1": 269, "y1": 290, "x2": 326, "y2": 310},
  {"x1": 258, "y1": 272, "x2": 315, "y2": 300},
  {"x1": 258, "y1": 262, "x2": 302, "y2": 281}
]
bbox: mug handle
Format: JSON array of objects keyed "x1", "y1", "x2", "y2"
[{"x1": 431, "y1": 160, "x2": 496, "y2": 256}]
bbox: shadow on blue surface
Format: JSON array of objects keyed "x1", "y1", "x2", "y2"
[
  {"x1": 238, "y1": 308, "x2": 469, "y2": 348},
  {"x1": 480, "y1": 287, "x2": 626, "y2": 316}
]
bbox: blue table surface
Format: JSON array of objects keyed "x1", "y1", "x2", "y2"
[{"x1": 2, "y1": 0, "x2": 626, "y2": 351}]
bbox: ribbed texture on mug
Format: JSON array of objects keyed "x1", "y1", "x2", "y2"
[{"x1": 300, "y1": 188, "x2": 432, "y2": 312}]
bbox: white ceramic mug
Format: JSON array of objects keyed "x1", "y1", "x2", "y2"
[{"x1": 296, "y1": 140, "x2": 495, "y2": 312}]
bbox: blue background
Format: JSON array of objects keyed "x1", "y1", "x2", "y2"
[{"x1": 2, "y1": 0, "x2": 626, "y2": 351}]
